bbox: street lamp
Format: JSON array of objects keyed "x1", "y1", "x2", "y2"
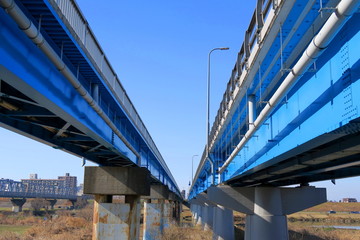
[
  {"x1": 206, "y1": 47, "x2": 229, "y2": 184},
  {"x1": 191, "y1": 154, "x2": 199, "y2": 184}
]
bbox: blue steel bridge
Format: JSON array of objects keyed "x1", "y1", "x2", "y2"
[
  {"x1": 1, "y1": 0, "x2": 360, "y2": 239},
  {"x1": 188, "y1": 0, "x2": 360, "y2": 238},
  {"x1": 190, "y1": 0, "x2": 360, "y2": 198},
  {"x1": 0, "y1": 0, "x2": 180, "y2": 197}
]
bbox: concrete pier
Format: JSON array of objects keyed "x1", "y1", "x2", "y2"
[
  {"x1": 189, "y1": 199, "x2": 204, "y2": 226},
  {"x1": 174, "y1": 200, "x2": 182, "y2": 223},
  {"x1": 193, "y1": 193, "x2": 234, "y2": 238},
  {"x1": 142, "y1": 184, "x2": 170, "y2": 240},
  {"x1": 168, "y1": 192, "x2": 181, "y2": 223},
  {"x1": 69, "y1": 199, "x2": 77, "y2": 208},
  {"x1": 10, "y1": 198, "x2": 26, "y2": 212},
  {"x1": 195, "y1": 205, "x2": 203, "y2": 226},
  {"x1": 125, "y1": 195, "x2": 142, "y2": 239},
  {"x1": 212, "y1": 205, "x2": 234, "y2": 240},
  {"x1": 197, "y1": 193, "x2": 215, "y2": 231},
  {"x1": 46, "y1": 199, "x2": 57, "y2": 210},
  {"x1": 162, "y1": 200, "x2": 171, "y2": 230},
  {"x1": 208, "y1": 185, "x2": 326, "y2": 240},
  {"x1": 84, "y1": 166, "x2": 150, "y2": 240},
  {"x1": 204, "y1": 205, "x2": 214, "y2": 231}
]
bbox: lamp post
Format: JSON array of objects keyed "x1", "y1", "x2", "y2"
[
  {"x1": 206, "y1": 47, "x2": 229, "y2": 184},
  {"x1": 191, "y1": 154, "x2": 199, "y2": 184}
]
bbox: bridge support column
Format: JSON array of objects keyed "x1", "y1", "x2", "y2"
[
  {"x1": 162, "y1": 199, "x2": 172, "y2": 231},
  {"x1": 142, "y1": 184, "x2": 170, "y2": 240},
  {"x1": 189, "y1": 199, "x2": 204, "y2": 226},
  {"x1": 212, "y1": 205, "x2": 234, "y2": 240},
  {"x1": 46, "y1": 199, "x2": 57, "y2": 210},
  {"x1": 190, "y1": 203, "x2": 196, "y2": 223},
  {"x1": 11, "y1": 198, "x2": 26, "y2": 212},
  {"x1": 245, "y1": 187, "x2": 288, "y2": 240},
  {"x1": 205, "y1": 205, "x2": 214, "y2": 231},
  {"x1": 192, "y1": 205, "x2": 199, "y2": 225},
  {"x1": 200, "y1": 203, "x2": 214, "y2": 231},
  {"x1": 69, "y1": 199, "x2": 77, "y2": 208},
  {"x1": 168, "y1": 192, "x2": 181, "y2": 223},
  {"x1": 170, "y1": 200, "x2": 176, "y2": 222},
  {"x1": 175, "y1": 200, "x2": 182, "y2": 223},
  {"x1": 196, "y1": 205, "x2": 204, "y2": 226},
  {"x1": 194, "y1": 198, "x2": 214, "y2": 231},
  {"x1": 196, "y1": 193, "x2": 233, "y2": 237},
  {"x1": 168, "y1": 193, "x2": 175, "y2": 222},
  {"x1": 84, "y1": 166, "x2": 150, "y2": 240},
  {"x1": 208, "y1": 185, "x2": 326, "y2": 240}
]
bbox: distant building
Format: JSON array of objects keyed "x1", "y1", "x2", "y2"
[
  {"x1": 181, "y1": 190, "x2": 186, "y2": 199},
  {"x1": 343, "y1": 198, "x2": 357, "y2": 203},
  {"x1": 21, "y1": 173, "x2": 77, "y2": 196},
  {"x1": 29, "y1": 174, "x2": 38, "y2": 179},
  {"x1": 58, "y1": 173, "x2": 77, "y2": 194}
]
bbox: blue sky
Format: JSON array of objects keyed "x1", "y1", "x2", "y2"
[{"x1": 1, "y1": 0, "x2": 359, "y2": 201}]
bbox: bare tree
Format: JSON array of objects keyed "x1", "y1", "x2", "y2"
[
  {"x1": 30, "y1": 198, "x2": 49, "y2": 214},
  {"x1": 74, "y1": 197, "x2": 88, "y2": 209}
]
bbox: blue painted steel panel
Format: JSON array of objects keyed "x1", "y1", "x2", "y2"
[
  {"x1": 0, "y1": 10, "x2": 137, "y2": 161},
  {"x1": 190, "y1": 3, "x2": 360, "y2": 198},
  {"x1": 0, "y1": 0, "x2": 181, "y2": 196},
  {"x1": 225, "y1": 14, "x2": 360, "y2": 179}
]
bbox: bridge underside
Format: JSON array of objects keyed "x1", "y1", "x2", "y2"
[
  {"x1": 0, "y1": 78, "x2": 133, "y2": 167},
  {"x1": 226, "y1": 118, "x2": 360, "y2": 187},
  {"x1": 0, "y1": 0, "x2": 181, "y2": 196},
  {"x1": 0, "y1": 0, "x2": 135, "y2": 167},
  {"x1": 189, "y1": 0, "x2": 360, "y2": 199}
]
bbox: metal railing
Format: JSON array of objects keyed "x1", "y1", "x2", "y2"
[
  {"x1": 49, "y1": 0, "x2": 175, "y2": 186},
  {"x1": 209, "y1": 0, "x2": 276, "y2": 145},
  {"x1": 191, "y1": 0, "x2": 278, "y2": 191}
]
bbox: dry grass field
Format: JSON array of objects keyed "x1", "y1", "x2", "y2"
[
  {"x1": 0, "y1": 200, "x2": 359, "y2": 239},
  {"x1": 0, "y1": 204, "x2": 93, "y2": 240}
]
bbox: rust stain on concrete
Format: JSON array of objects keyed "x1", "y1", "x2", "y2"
[
  {"x1": 93, "y1": 203, "x2": 99, "y2": 224},
  {"x1": 122, "y1": 224, "x2": 130, "y2": 239},
  {"x1": 99, "y1": 213, "x2": 108, "y2": 224}
]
